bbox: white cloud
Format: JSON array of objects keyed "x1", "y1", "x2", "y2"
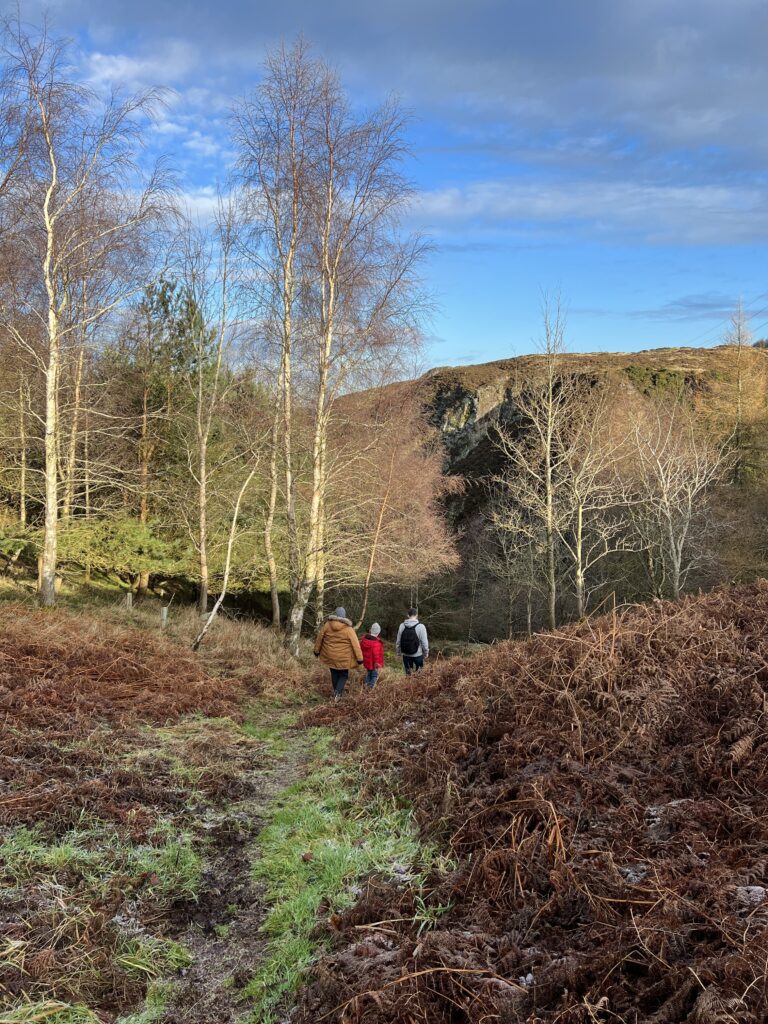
[
  {"x1": 183, "y1": 131, "x2": 224, "y2": 159},
  {"x1": 152, "y1": 118, "x2": 187, "y2": 136},
  {"x1": 413, "y1": 179, "x2": 768, "y2": 246},
  {"x1": 176, "y1": 186, "x2": 222, "y2": 221},
  {"x1": 85, "y1": 40, "x2": 199, "y2": 91}
]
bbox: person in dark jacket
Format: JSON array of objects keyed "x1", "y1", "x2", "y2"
[
  {"x1": 314, "y1": 607, "x2": 363, "y2": 700},
  {"x1": 359, "y1": 622, "x2": 384, "y2": 689},
  {"x1": 396, "y1": 608, "x2": 429, "y2": 675}
]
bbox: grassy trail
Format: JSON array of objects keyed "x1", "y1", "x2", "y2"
[
  {"x1": 119, "y1": 707, "x2": 428, "y2": 1024},
  {"x1": 0, "y1": 602, "x2": 428, "y2": 1024},
  {"x1": 150, "y1": 710, "x2": 316, "y2": 1024}
]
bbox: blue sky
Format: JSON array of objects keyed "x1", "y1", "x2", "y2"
[{"x1": 29, "y1": 0, "x2": 768, "y2": 367}]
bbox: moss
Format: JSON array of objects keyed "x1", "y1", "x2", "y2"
[{"x1": 622, "y1": 364, "x2": 688, "y2": 398}]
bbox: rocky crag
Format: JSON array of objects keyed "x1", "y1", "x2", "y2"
[{"x1": 418, "y1": 345, "x2": 768, "y2": 517}]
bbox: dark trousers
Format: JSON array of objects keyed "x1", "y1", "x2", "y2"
[
  {"x1": 403, "y1": 655, "x2": 424, "y2": 675},
  {"x1": 330, "y1": 668, "x2": 349, "y2": 695}
]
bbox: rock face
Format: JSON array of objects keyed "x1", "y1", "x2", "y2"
[
  {"x1": 422, "y1": 345, "x2": 768, "y2": 477},
  {"x1": 430, "y1": 376, "x2": 515, "y2": 464},
  {"x1": 414, "y1": 345, "x2": 768, "y2": 525}
]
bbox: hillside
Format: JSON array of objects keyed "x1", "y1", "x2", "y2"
[
  {"x1": 359, "y1": 344, "x2": 768, "y2": 638},
  {"x1": 420, "y1": 344, "x2": 768, "y2": 479},
  {"x1": 298, "y1": 582, "x2": 768, "y2": 1023}
]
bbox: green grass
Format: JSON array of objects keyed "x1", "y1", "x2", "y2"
[
  {"x1": 241, "y1": 707, "x2": 300, "y2": 757},
  {"x1": 0, "y1": 982, "x2": 173, "y2": 1024},
  {"x1": 243, "y1": 729, "x2": 432, "y2": 1023},
  {"x1": 114, "y1": 984, "x2": 172, "y2": 1024},
  {"x1": 0, "y1": 819, "x2": 203, "y2": 902},
  {"x1": 0, "y1": 1001, "x2": 102, "y2": 1024},
  {"x1": 115, "y1": 938, "x2": 192, "y2": 979}
]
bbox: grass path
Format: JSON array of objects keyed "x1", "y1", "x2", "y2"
[
  {"x1": 147, "y1": 710, "x2": 315, "y2": 1024},
  {"x1": 133, "y1": 710, "x2": 429, "y2": 1024},
  {"x1": 0, "y1": 597, "x2": 429, "y2": 1024}
]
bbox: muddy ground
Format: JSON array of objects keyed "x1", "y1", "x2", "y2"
[{"x1": 162, "y1": 736, "x2": 309, "y2": 1024}]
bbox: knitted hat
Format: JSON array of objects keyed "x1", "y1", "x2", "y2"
[
  {"x1": 334, "y1": 607, "x2": 347, "y2": 619},
  {"x1": 370, "y1": 622, "x2": 381, "y2": 636}
]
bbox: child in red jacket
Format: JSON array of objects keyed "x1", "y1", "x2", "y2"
[{"x1": 359, "y1": 622, "x2": 384, "y2": 689}]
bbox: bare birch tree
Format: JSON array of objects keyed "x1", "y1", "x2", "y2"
[
  {"x1": 494, "y1": 294, "x2": 574, "y2": 629},
  {"x1": 554, "y1": 384, "x2": 634, "y2": 618},
  {"x1": 235, "y1": 41, "x2": 426, "y2": 652},
  {"x1": 175, "y1": 198, "x2": 244, "y2": 613},
  {"x1": 284, "y1": 80, "x2": 424, "y2": 651},
  {"x1": 623, "y1": 399, "x2": 732, "y2": 599},
  {"x1": 485, "y1": 491, "x2": 546, "y2": 637},
  {"x1": 724, "y1": 300, "x2": 752, "y2": 485},
  {"x1": 0, "y1": 20, "x2": 168, "y2": 605},
  {"x1": 233, "y1": 39, "x2": 323, "y2": 628}
]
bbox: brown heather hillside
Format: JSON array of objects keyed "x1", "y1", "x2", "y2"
[{"x1": 298, "y1": 582, "x2": 768, "y2": 1023}]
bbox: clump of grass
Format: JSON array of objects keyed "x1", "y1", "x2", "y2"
[
  {"x1": 1, "y1": 819, "x2": 203, "y2": 902},
  {"x1": 243, "y1": 730, "x2": 432, "y2": 1023},
  {"x1": 114, "y1": 983, "x2": 172, "y2": 1024},
  {"x1": 0, "y1": 1001, "x2": 101, "y2": 1023},
  {"x1": 115, "y1": 938, "x2": 192, "y2": 979}
]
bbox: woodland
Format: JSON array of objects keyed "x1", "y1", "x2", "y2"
[
  {"x1": 0, "y1": 28, "x2": 456, "y2": 652},
  {"x1": 1, "y1": 22, "x2": 767, "y2": 649}
]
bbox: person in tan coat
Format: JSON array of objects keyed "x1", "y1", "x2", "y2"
[{"x1": 314, "y1": 607, "x2": 364, "y2": 700}]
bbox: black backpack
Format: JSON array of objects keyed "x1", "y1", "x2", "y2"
[{"x1": 400, "y1": 622, "x2": 421, "y2": 656}]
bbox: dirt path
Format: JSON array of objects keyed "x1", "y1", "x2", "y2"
[{"x1": 161, "y1": 720, "x2": 312, "y2": 1024}]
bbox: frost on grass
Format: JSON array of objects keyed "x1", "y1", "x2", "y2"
[
  {"x1": 0, "y1": 606, "x2": 265, "y2": 1018},
  {"x1": 244, "y1": 748, "x2": 434, "y2": 1024}
]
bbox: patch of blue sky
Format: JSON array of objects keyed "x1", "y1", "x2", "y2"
[{"x1": 23, "y1": 0, "x2": 768, "y2": 367}]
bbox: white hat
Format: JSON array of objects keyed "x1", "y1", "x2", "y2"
[{"x1": 370, "y1": 622, "x2": 381, "y2": 636}]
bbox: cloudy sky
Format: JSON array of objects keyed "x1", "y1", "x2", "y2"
[{"x1": 27, "y1": 0, "x2": 768, "y2": 366}]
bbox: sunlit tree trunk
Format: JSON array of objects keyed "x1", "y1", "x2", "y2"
[
  {"x1": 193, "y1": 466, "x2": 256, "y2": 651},
  {"x1": 40, "y1": 118, "x2": 62, "y2": 607},
  {"x1": 196, "y1": 372, "x2": 209, "y2": 613},
  {"x1": 264, "y1": 392, "x2": 281, "y2": 627},
  {"x1": 18, "y1": 375, "x2": 26, "y2": 526},
  {"x1": 574, "y1": 501, "x2": 585, "y2": 619},
  {"x1": 62, "y1": 338, "x2": 85, "y2": 520},
  {"x1": 314, "y1": 484, "x2": 326, "y2": 631},
  {"x1": 137, "y1": 384, "x2": 151, "y2": 597}
]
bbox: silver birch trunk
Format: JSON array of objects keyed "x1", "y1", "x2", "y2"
[
  {"x1": 264, "y1": 393, "x2": 281, "y2": 628},
  {"x1": 62, "y1": 341, "x2": 85, "y2": 520},
  {"x1": 18, "y1": 376, "x2": 26, "y2": 526},
  {"x1": 574, "y1": 502, "x2": 585, "y2": 619},
  {"x1": 40, "y1": 128, "x2": 61, "y2": 607},
  {"x1": 193, "y1": 467, "x2": 256, "y2": 651}
]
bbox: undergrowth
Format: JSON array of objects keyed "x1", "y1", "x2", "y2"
[
  {"x1": 2, "y1": 818, "x2": 203, "y2": 901},
  {"x1": 244, "y1": 729, "x2": 434, "y2": 1024}
]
